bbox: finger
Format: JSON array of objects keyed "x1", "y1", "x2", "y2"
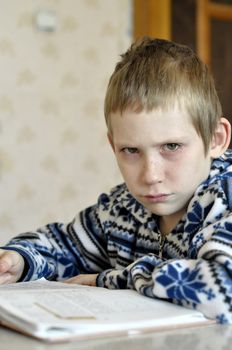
[
  {"x1": 0, "y1": 250, "x2": 24, "y2": 277},
  {"x1": 65, "y1": 274, "x2": 97, "y2": 286},
  {"x1": 0, "y1": 272, "x2": 14, "y2": 284},
  {"x1": 0, "y1": 259, "x2": 11, "y2": 274},
  {"x1": 0, "y1": 252, "x2": 15, "y2": 273},
  {"x1": 64, "y1": 276, "x2": 81, "y2": 284},
  {"x1": 0, "y1": 248, "x2": 6, "y2": 256}
]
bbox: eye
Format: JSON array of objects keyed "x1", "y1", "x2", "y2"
[
  {"x1": 162, "y1": 143, "x2": 181, "y2": 152},
  {"x1": 121, "y1": 147, "x2": 139, "y2": 154}
]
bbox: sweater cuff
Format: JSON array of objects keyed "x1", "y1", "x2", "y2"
[
  {"x1": 96, "y1": 269, "x2": 111, "y2": 287},
  {"x1": 96, "y1": 268, "x2": 129, "y2": 289}
]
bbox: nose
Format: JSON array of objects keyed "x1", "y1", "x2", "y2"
[{"x1": 141, "y1": 156, "x2": 164, "y2": 185}]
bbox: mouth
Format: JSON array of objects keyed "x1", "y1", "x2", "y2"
[{"x1": 143, "y1": 194, "x2": 171, "y2": 202}]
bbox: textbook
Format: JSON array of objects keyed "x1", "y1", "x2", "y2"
[{"x1": 0, "y1": 278, "x2": 214, "y2": 342}]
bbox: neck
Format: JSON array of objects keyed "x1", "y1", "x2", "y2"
[{"x1": 159, "y1": 211, "x2": 186, "y2": 236}]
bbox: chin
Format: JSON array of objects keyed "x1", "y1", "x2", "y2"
[{"x1": 142, "y1": 204, "x2": 171, "y2": 216}]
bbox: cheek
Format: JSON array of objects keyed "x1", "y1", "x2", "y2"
[
  {"x1": 166, "y1": 159, "x2": 193, "y2": 185},
  {"x1": 117, "y1": 162, "x2": 139, "y2": 185},
  {"x1": 119, "y1": 165, "x2": 135, "y2": 180},
  {"x1": 168, "y1": 157, "x2": 206, "y2": 190}
]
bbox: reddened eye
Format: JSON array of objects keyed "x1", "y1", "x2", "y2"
[
  {"x1": 121, "y1": 147, "x2": 139, "y2": 154},
  {"x1": 162, "y1": 143, "x2": 181, "y2": 152}
]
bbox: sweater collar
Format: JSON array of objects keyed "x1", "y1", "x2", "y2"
[
  {"x1": 115, "y1": 184, "x2": 155, "y2": 225},
  {"x1": 115, "y1": 150, "x2": 232, "y2": 226}
]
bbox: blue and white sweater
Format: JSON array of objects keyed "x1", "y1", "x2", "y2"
[{"x1": 4, "y1": 151, "x2": 232, "y2": 323}]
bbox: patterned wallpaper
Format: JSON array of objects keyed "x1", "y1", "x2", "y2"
[{"x1": 0, "y1": 0, "x2": 131, "y2": 243}]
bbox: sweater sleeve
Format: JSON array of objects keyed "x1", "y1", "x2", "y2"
[
  {"x1": 2, "y1": 202, "x2": 111, "y2": 282},
  {"x1": 97, "y1": 214, "x2": 232, "y2": 324}
]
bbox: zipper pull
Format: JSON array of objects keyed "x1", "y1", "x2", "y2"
[{"x1": 158, "y1": 233, "x2": 166, "y2": 259}]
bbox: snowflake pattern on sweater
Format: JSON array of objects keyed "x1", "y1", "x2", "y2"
[{"x1": 3, "y1": 150, "x2": 232, "y2": 323}]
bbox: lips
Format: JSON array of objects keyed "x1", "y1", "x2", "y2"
[
  {"x1": 143, "y1": 194, "x2": 171, "y2": 202},
  {"x1": 145, "y1": 193, "x2": 169, "y2": 198}
]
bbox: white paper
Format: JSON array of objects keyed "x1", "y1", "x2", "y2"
[{"x1": 0, "y1": 279, "x2": 211, "y2": 342}]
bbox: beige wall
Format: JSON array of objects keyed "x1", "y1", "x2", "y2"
[{"x1": 0, "y1": 0, "x2": 131, "y2": 243}]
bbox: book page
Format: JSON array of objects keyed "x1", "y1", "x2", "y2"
[{"x1": 0, "y1": 279, "x2": 211, "y2": 341}]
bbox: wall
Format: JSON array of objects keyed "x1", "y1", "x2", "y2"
[{"x1": 0, "y1": 0, "x2": 131, "y2": 243}]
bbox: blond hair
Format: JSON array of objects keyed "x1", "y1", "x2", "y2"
[{"x1": 104, "y1": 37, "x2": 222, "y2": 152}]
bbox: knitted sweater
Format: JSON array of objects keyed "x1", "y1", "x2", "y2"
[{"x1": 4, "y1": 151, "x2": 232, "y2": 323}]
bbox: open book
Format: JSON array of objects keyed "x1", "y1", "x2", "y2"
[{"x1": 0, "y1": 279, "x2": 214, "y2": 342}]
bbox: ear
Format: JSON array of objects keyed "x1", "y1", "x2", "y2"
[
  {"x1": 107, "y1": 132, "x2": 115, "y2": 153},
  {"x1": 210, "y1": 117, "x2": 231, "y2": 158}
]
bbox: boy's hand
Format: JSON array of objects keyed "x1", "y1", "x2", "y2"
[
  {"x1": 0, "y1": 249, "x2": 25, "y2": 284},
  {"x1": 64, "y1": 274, "x2": 97, "y2": 286}
]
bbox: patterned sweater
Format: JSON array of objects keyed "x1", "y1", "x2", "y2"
[{"x1": 3, "y1": 151, "x2": 232, "y2": 324}]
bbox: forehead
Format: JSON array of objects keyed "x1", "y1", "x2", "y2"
[{"x1": 110, "y1": 105, "x2": 197, "y2": 141}]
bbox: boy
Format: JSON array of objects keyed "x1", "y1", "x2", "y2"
[{"x1": 0, "y1": 38, "x2": 231, "y2": 323}]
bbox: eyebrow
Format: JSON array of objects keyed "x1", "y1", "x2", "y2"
[{"x1": 114, "y1": 137, "x2": 189, "y2": 148}]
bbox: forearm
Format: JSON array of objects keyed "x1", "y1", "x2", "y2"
[
  {"x1": 3, "y1": 225, "x2": 79, "y2": 281},
  {"x1": 3, "y1": 212, "x2": 111, "y2": 281},
  {"x1": 97, "y1": 255, "x2": 232, "y2": 324}
]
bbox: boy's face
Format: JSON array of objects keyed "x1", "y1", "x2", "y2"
[{"x1": 108, "y1": 105, "x2": 214, "y2": 229}]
